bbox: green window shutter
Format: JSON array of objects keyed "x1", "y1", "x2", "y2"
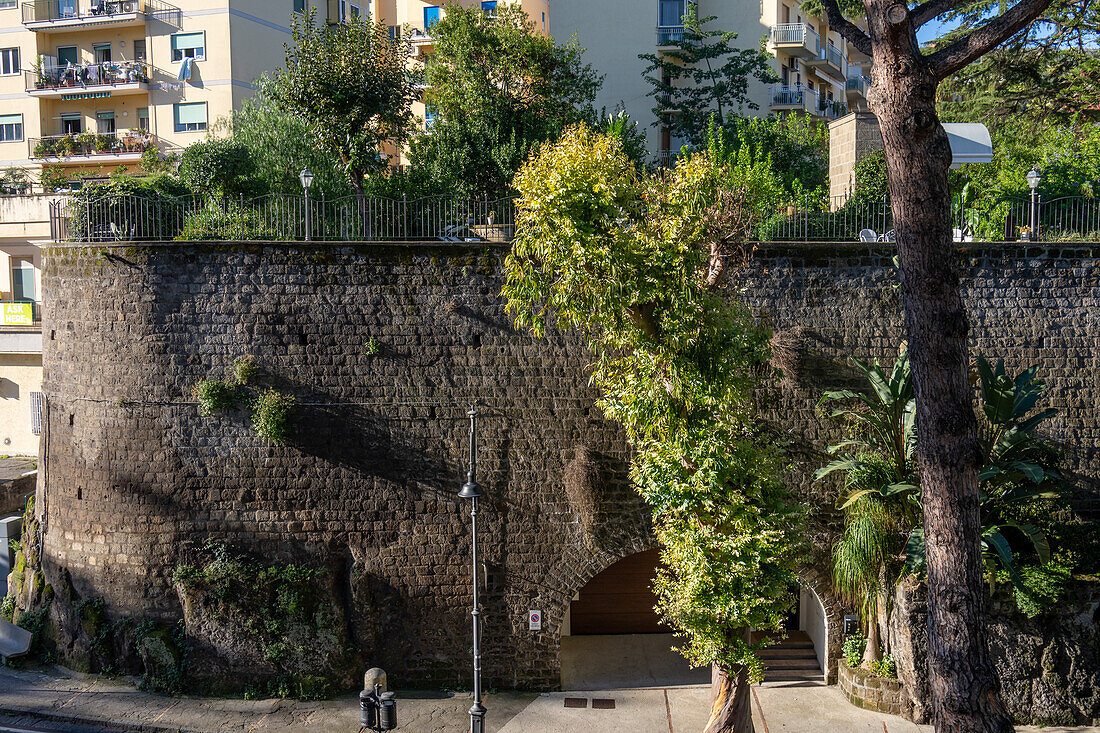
[
  {"x1": 174, "y1": 102, "x2": 206, "y2": 125},
  {"x1": 171, "y1": 33, "x2": 204, "y2": 51},
  {"x1": 0, "y1": 114, "x2": 20, "y2": 126}
]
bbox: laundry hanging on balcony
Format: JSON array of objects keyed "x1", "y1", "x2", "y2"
[{"x1": 176, "y1": 57, "x2": 193, "y2": 82}]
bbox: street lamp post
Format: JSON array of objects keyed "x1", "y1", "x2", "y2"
[
  {"x1": 1027, "y1": 166, "x2": 1041, "y2": 241},
  {"x1": 458, "y1": 407, "x2": 486, "y2": 733},
  {"x1": 299, "y1": 168, "x2": 315, "y2": 241}
]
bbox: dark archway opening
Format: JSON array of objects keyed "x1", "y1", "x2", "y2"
[{"x1": 569, "y1": 549, "x2": 671, "y2": 635}]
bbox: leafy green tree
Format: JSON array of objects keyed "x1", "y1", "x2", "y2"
[
  {"x1": 178, "y1": 138, "x2": 262, "y2": 198},
  {"x1": 505, "y1": 123, "x2": 798, "y2": 733},
  {"x1": 220, "y1": 74, "x2": 350, "y2": 199},
  {"x1": 935, "y1": 0, "x2": 1100, "y2": 128},
  {"x1": 410, "y1": 2, "x2": 601, "y2": 196},
  {"x1": 639, "y1": 4, "x2": 778, "y2": 148},
  {"x1": 272, "y1": 7, "x2": 418, "y2": 200},
  {"x1": 717, "y1": 115, "x2": 829, "y2": 202}
]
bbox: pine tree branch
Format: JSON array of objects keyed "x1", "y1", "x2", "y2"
[
  {"x1": 817, "y1": 0, "x2": 872, "y2": 56},
  {"x1": 926, "y1": 0, "x2": 1056, "y2": 79},
  {"x1": 911, "y1": 0, "x2": 959, "y2": 29}
]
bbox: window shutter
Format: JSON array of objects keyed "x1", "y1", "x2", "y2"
[
  {"x1": 327, "y1": 0, "x2": 340, "y2": 23},
  {"x1": 30, "y1": 392, "x2": 43, "y2": 436}
]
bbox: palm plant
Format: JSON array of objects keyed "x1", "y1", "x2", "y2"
[{"x1": 816, "y1": 351, "x2": 919, "y2": 663}]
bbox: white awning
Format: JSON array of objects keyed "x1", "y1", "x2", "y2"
[{"x1": 943, "y1": 123, "x2": 993, "y2": 167}]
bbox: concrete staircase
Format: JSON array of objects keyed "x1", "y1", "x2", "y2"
[{"x1": 757, "y1": 631, "x2": 822, "y2": 683}]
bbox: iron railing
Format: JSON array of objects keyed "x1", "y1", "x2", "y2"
[
  {"x1": 30, "y1": 130, "x2": 155, "y2": 159},
  {"x1": 51, "y1": 194, "x2": 518, "y2": 243},
  {"x1": 27, "y1": 60, "x2": 152, "y2": 92},
  {"x1": 46, "y1": 191, "x2": 1100, "y2": 244},
  {"x1": 816, "y1": 43, "x2": 844, "y2": 71},
  {"x1": 769, "y1": 23, "x2": 819, "y2": 48},
  {"x1": 657, "y1": 25, "x2": 686, "y2": 45},
  {"x1": 818, "y1": 97, "x2": 848, "y2": 119},
  {"x1": 22, "y1": 0, "x2": 154, "y2": 24},
  {"x1": 846, "y1": 71, "x2": 870, "y2": 96},
  {"x1": 771, "y1": 85, "x2": 819, "y2": 112}
]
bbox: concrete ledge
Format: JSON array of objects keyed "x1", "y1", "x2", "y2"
[{"x1": 837, "y1": 659, "x2": 909, "y2": 719}]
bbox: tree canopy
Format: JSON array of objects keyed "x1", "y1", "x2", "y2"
[
  {"x1": 410, "y1": 2, "x2": 601, "y2": 196},
  {"x1": 505, "y1": 124, "x2": 801, "y2": 728},
  {"x1": 272, "y1": 7, "x2": 418, "y2": 197},
  {"x1": 639, "y1": 4, "x2": 777, "y2": 148}
]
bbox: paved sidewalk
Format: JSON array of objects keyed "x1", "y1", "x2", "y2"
[{"x1": 2, "y1": 665, "x2": 1099, "y2": 733}]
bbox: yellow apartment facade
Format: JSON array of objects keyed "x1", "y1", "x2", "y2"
[{"x1": 552, "y1": 0, "x2": 872, "y2": 160}]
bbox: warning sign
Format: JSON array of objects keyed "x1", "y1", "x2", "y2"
[{"x1": 528, "y1": 610, "x2": 542, "y2": 631}]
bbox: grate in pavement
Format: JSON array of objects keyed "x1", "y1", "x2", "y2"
[
  {"x1": 591, "y1": 699, "x2": 616, "y2": 710},
  {"x1": 563, "y1": 697, "x2": 588, "y2": 708}
]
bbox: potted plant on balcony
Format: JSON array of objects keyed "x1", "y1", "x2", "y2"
[
  {"x1": 60, "y1": 135, "x2": 80, "y2": 157},
  {"x1": 76, "y1": 131, "x2": 97, "y2": 155},
  {"x1": 95, "y1": 134, "x2": 113, "y2": 153}
]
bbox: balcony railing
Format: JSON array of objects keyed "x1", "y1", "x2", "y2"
[
  {"x1": 30, "y1": 130, "x2": 155, "y2": 160},
  {"x1": 818, "y1": 43, "x2": 844, "y2": 70},
  {"x1": 657, "y1": 25, "x2": 685, "y2": 45},
  {"x1": 769, "y1": 22, "x2": 819, "y2": 49},
  {"x1": 818, "y1": 97, "x2": 848, "y2": 119},
  {"x1": 846, "y1": 71, "x2": 870, "y2": 97},
  {"x1": 770, "y1": 85, "x2": 819, "y2": 112},
  {"x1": 27, "y1": 60, "x2": 151, "y2": 93},
  {"x1": 21, "y1": 0, "x2": 178, "y2": 28}
]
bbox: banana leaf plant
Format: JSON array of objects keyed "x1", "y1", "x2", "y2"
[{"x1": 903, "y1": 357, "x2": 1061, "y2": 580}]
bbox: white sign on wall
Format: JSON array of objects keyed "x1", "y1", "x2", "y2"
[{"x1": 528, "y1": 610, "x2": 542, "y2": 631}]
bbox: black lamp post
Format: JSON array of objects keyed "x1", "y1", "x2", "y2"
[
  {"x1": 458, "y1": 406, "x2": 486, "y2": 733},
  {"x1": 299, "y1": 168, "x2": 314, "y2": 241},
  {"x1": 1027, "y1": 165, "x2": 1041, "y2": 240}
]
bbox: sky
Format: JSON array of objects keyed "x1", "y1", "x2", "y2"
[{"x1": 917, "y1": 17, "x2": 962, "y2": 45}]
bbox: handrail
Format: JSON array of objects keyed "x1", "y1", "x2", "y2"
[
  {"x1": 657, "y1": 25, "x2": 685, "y2": 45},
  {"x1": 30, "y1": 130, "x2": 155, "y2": 159},
  {"x1": 21, "y1": 0, "x2": 178, "y2": 25},
  {"x1": 27, "y1": 60, "x2": 151, "y2": 91},
  {"x1": 769, "y1": 22, "x2": 819, "y2": 47}
]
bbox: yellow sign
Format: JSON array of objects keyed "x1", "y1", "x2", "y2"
[{"x1": 2, "y1": 303, "x2": 34, "y2": 326}]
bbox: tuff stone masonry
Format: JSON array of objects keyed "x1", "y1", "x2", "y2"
[{"x1": 32, "y1": 241, "x2": 1100, "y2": 701}]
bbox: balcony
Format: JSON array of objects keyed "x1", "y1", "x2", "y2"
[
  {"x1": 0, "y1": 302, "x2": 42, "y2": 356},
  {"x1": 846, "y1": 68, "x2": 870, "y2": 99},
  {"x1": 769, "y1": 23, "x2": 819, "y2": 59},
  {"x1": 29, "y1": 130, "x2": 155, "y2": 164},
  {"x1": 770, "y1": 85, "x2": 818, "y2": 114},
  {"x1": 657, "y1": 25, "x2": 685, "y2": 46},
  {"x1": 409, "y1": 30, "x2": 434, "y2": 58},
  {"x1": 26, "y1": 61, "x2": 151, "y2": 98},
  {"x1": 20, "y1": 0, "x2": 177, "y2": 32},
  {"x1": 807, "y1": 42, "x2": 845, "y2": 80},
  {"x1": 818, "y1": 97, "x2": 848, "y2": 119}
]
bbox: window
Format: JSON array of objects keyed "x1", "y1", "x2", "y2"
[
  {"x1": 96, "y1": 110, "x2": 115, "y2": 134},
  {"x1": 30, "y1": 392, "x2": 43, "y2": 437},
  {"x1": 424, "y1": 107, "x2": 437, "y2": 129},
  {"x1": 61, "y1": 113, "x2": 81, "y2": 135},
  {"x1": 423, "y1": 5, "x2": 439, "y2": 30},
  {"x1": 0, "y1": 48, "x2": 17, "y2": 76},
  {"x1": 0, "y1": 114, "x2": 21, "y2": 142},
  {"x1": 94, "y1": 43, "x2": 112, "y2": 65},
  {"x1": 171, "y1": 32, "x2": 205, "y2": 62},
  {"x1": 388, "y1": 24, "x2": 400, "y2": 39},
  {"x1": 137, "y1": 107, "x2": 149, "y2": 132},
  {"x1": 133, "y1": 39, "x2": 146, "y2": 61},
  {"x1": 339, "y1": 0, "x2": 366, "y2": 21},
  {"x1": 481, "y1": 0, "x2": 496, "y2": 17},
  {"x1": 174, "y1": 102, "x2": 207, "y2": 132},
  {"x1": 658, "y1": 0, "x2": 684, "y2": 27},
  {"x1": 0, "y1": 0, "x2": 16, "y2": 8},
  {"x1": 11, "y1": 258, "x2": 34, "y2": 302},
  {"x1": 57, "y1": 45, "x2": 78, "y2": 68},
  {"x1": 294, "y1": 0, "x2": 305, "y2": 10}
]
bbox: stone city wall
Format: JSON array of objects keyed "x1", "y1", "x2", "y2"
[{"x1": 33, "y1": 241, "x2": 1100, "y2": 695}]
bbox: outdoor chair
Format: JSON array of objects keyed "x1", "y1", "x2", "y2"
[{"x1": 859, "y1": 228, "x2": 878, "y2": 242}]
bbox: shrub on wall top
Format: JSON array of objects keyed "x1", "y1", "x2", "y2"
[{"x1": 178, "y1": 138, "x2": 264, "y2": 198}]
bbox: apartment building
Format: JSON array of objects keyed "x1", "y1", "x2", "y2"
[{"x1": 552, "y1": 0, "x2": 872, "y2": 160}]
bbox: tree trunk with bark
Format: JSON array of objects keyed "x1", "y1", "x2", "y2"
[
  {"x1": 704, "y1": 663, "x2": 754, "y2": 733},
  {"x1": 864, "y1": 2, "x2": 1012, "y2": 730}
]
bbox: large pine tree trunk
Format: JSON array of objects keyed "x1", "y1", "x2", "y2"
[
  {"x1": 867, "y1": 4, "x2": 1012, "y2": 730},
  {"x1": 704, "y1": 663, "x2": 753, "y2": 733}
]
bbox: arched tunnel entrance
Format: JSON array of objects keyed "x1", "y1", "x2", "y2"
[
  {"x1": 560, "y1": 549, "x2": 709, "y2": 690},
  {"x1": 560, "y1": 551, "x2": 830, "y2": 689}
]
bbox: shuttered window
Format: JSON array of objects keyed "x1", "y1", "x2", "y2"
[
  {"x1": 30, "y1": 392, "x2": 43, "y2": 436},
  {"x1": 173, "y1": 102, "x2": 207, "y2": 132}
]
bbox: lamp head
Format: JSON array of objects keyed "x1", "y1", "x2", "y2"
[
  {"x1": 299, "y1": 168, "x2": 315, "y2": 191},
  {"x1": 458, "y1": 478, "x2": 482, "y2": 499},
  {"x1": 1026, "y1": 166, "x2": 1041, "y2": 191}
]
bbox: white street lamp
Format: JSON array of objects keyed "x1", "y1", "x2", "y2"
[
  {"x1": 300, "y1": 169, "x2": 315, "y2": 241},
  {"x1": 1026, "y1": 166, "x2": 1041, "y2": 240}
]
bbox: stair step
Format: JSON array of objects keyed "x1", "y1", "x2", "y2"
[
  {"x1": 763, "y1": 659, "x2": 822, "y2": 670},
  {"x1": 763, "y1": 671, "x2": 824, "y2": 682},
  {"x1": 759, "y1": 647, "x2": 817, "y2": 658}
]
